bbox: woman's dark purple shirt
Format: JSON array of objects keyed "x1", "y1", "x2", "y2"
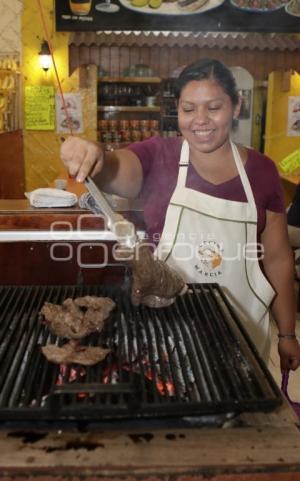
[{"x1": 128, "y1": 136, "x2": 285, "y2": 242}]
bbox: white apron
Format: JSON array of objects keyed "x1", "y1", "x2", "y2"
[{"x1": 156, "y1": 139, "x2": 275, "y2": 361}]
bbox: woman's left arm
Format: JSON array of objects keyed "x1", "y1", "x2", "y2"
[{"x1": 261, "y1": 210, "x2": 300, "y2": 371}]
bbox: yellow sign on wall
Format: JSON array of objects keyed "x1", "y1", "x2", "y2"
[
  {"x1": 279, "y1": 148, "x2": 300, "y2": 174},
  {"x1": 25, "y1": 85, "x2": 55, "y2": 130}
]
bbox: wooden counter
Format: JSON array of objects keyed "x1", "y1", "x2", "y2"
[
  {"x1": 0, "y1": 399, "x2": 300, "y2": 480},
  {"x1": 0, "y1": 130, "x2": 25, "y2": 199}
]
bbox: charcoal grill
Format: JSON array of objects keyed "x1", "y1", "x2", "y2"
[{"x1": 0, "y1": 283, "x2": 281, "y2": 423}]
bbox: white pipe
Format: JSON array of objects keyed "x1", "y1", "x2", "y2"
[
  {"x1": 0, "y1": 230, "x2": 116, "y2": 242},
  {"x1": 0, "y1": 230, "x2": 145, "y2": 242}
]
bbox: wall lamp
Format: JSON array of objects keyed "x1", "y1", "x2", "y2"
[{"x1": 39, "y1": 40, "x2": 52, "y2": 72}]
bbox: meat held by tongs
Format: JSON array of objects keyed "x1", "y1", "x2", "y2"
[
  {"x1": 84, "y1": 177, "x2": 187, "y2": 308},
  {"x1": 117, "y1": 242, "x2": 187, "y2": 308}
]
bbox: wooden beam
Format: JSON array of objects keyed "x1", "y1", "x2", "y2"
[
  {"x1": 79, "y1": 65, "x2": 88, "y2": 88},
  {"x1": 281, "y1": 69, "x2": 292, "y2": 92}
]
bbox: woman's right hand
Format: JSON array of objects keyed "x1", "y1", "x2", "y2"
[{"x1": 60, "y1": 136, "x2": 104, "y2": 182}]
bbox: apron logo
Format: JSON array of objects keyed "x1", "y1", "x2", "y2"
[{"x1": 195, "y1": 241, "x2": 223, "y2": 277}]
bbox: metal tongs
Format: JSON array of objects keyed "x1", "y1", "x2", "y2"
[{"x1": 84, "y1": 176, "x2": 137, "y2": 249}]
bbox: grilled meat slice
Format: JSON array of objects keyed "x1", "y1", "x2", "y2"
[
  {"x1": 124, "y1": 243, "x2": 187, "y2": 307},
  {"x1": 74, "y1": 295, "x2": 115, "y2": 315},
  {"x1": 40, "y1": 296, "x2": 115, "y2": 339},
  {"x1": 40, "y1": 299, "x2": 83, "y2": 338},
  {"x1": 42, "y1": 340, "x2": 110, "y2": 366}
]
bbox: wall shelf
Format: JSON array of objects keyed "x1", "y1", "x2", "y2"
[
  {"x1": 98, "y1": 76, "x2": 161, "y2": 84},
  {"x1": 98, "y1": 106, "x2": 160, "y2": 113},
  {"x1": 97, "y1": 77, "x2": 179, "y2": 148}
]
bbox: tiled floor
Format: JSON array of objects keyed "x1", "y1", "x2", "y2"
[{"x1": 269, "y1": 314, "x2": 300, "y2": 402}]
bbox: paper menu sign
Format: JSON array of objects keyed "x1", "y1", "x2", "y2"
[
  {"x1": 279, "y1": 149, "x2": 300, "y2": 175},
  {"x1": 55, "y1": 93, "x2": 83, "y2": 134},
  {"x1": 287, "y1": 96, "x2": 300, "y2": 137},
  {"x1": 25, "y1": 86, "x2": 55, "y2": 130}
]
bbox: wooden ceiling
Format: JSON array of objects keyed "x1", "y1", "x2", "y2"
[{"x1": 68, "y1": 31, "x2": 300, "y2": 79}]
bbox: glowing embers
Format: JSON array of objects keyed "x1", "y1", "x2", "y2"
[{"x1": 53, "y1": 311, "x2": 196, "y2": 402}]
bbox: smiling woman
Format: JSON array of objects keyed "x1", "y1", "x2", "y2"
[
  {"x1": 60, "y1": 58, "x2": 300, "y2": 371},
  {"x1": 174, "y1": 59, "x2": 241, "y2": 174},
  {"x1": 177, "y1": 80, "x2": 239, "y2": 157}
]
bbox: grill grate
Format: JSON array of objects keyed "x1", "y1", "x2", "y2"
[{"x1": 0, "y1": 284, "x2": 281, "y2": 421}]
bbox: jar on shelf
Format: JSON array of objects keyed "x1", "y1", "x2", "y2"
[
  {"x1": 119, "y1": 119, "x2": 129, "y2": 130},
  {"x1": 129, "y1": 120, "x2": 140, "y2": 130},
  {"x1": 151, "y1": 130, "x2": 160, "y2": 137},
  {"x1": 98, "y1": 119, "x2": 108, "y2": 130},
  {"x1": 102, "y1": 131, "x2": 112, "y2": 143},
  {"x1": 141, "y1": 130, "x2": 152, "y2": 140},
  {"x1": 111, "y1": 130, "x2": 121, "y2": 144},
  {"x1": 131, "y1": 129, "x2": 142, "y2": 142},
  {"x1": 108, "y1": 119, "x2": 119, "y2": 131},
  {"x1": 120, "y1": 130, "x2": 131, "y2": 142},
  {"x1": 149, "y1": 119, "x2": 160, "y2": 136},
  {"x1": 140, "y1": 119, "x2": 150, "y2": 130},
  {"x1": 100, "y1": 130, "x2": 108, "y2": 143},
  {"x1": 149, "y1": 119, "x2": 159, "y2": 130}
]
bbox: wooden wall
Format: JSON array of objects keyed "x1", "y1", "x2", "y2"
[
  {"x1": 98, "y1": 45, "x2": 299, "y2": 80},
  {"x1": 0, "y1": 130, "x2": 25, "y2": 199}
]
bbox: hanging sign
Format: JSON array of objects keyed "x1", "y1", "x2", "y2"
[
  {"x1": 25, "y1": 86, "x2": 55, "y2": 131},
  {"x1": 55, "y1": 0, "x2": 300, "y2": 32}
]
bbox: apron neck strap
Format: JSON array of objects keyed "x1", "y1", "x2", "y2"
[
  {"x1": 177, "y1": 139, "x2": 189, "y2": 186},
  {"x1": 177, "y1": 139, "x2": 256, "y2": 214},
  {"x1": 230, "y1": 139, "x2": 256, "y2": 211}
]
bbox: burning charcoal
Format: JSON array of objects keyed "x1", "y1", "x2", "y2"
[
  {"x1": 40, "y1": 296, "x2": 115, "y2": 339},
  {"x1": 56, "y1": 364, "x2": 86, "y2": 385},
  {"x1": 41, "y1": 340, "x2": 111, "y2": 366},
  {"x1": 117, "y1": 242, "x2": 187, "y2": 308}
]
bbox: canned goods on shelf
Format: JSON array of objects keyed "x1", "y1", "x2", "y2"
[
  {"x1": 141, "y1": 130, "x2": 152, "y2": 140},
  {"x1": 151, "y1": 130, "x2": 160, "y2": 136},
  {"x1": 119, "y1": 120, "x2": 129, "y2": 130},
  {"x1": 140, "y1": 120, "x2": 150, "y2": 129},
  {"x1": 108, "y1": 120, "x2": 119, "y2": 130},
  {"x1": 131, "y1": 129, "x2": 142, "y2": 141},
  {"x1": 129, "y1": 120, "x2": 140, "y2": 130},
  {"x1": 150, "y1": 119, "x2": 159, "y2": 129},
  {"x1": 100, "y1": 130, "x2": 108, "y2": 142},
  {"x1": 120, "y1": 130, "x2": 131, "y2": 142},
  {"x1": 98, "y1": 119, "x2": 108, "y2": 130},
  {"x1": 111, "y1": 130, "x2": 121, "y2": 143},
  {"x1": 102, "y1": 131, "x2": 113, "y2": 143}
]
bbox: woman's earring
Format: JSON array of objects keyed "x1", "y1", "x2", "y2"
[{"x1": 232, "y1": 118, "x2": 239, "y2": 132}]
